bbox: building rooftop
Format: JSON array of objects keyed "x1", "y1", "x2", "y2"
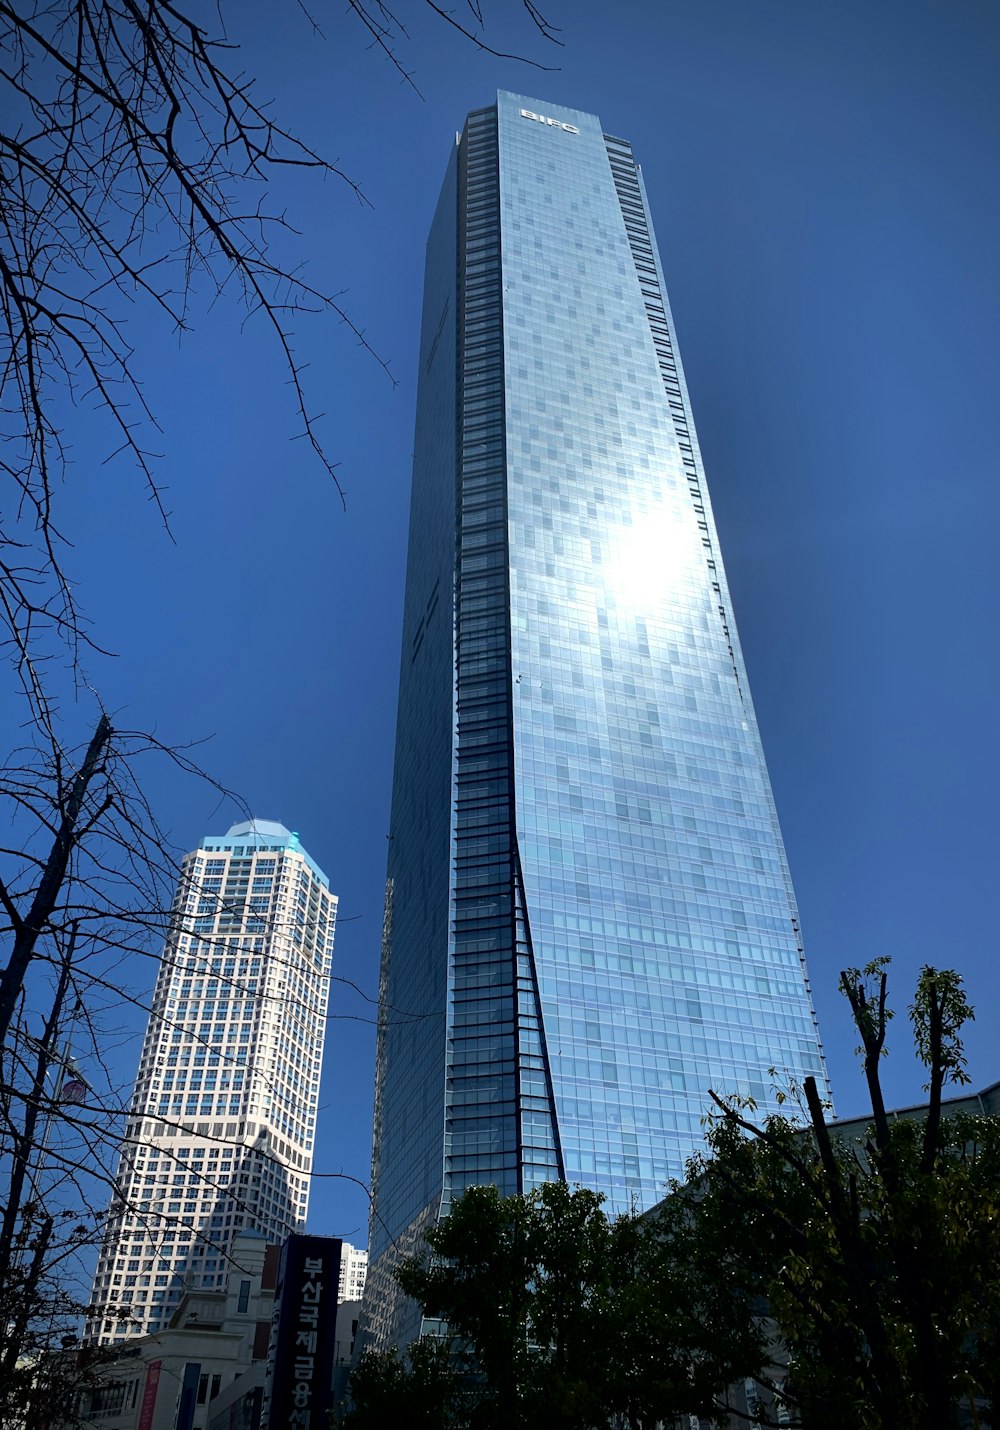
[
  {"x1": 199, "y1": 819, "x2": 330, "y2": 886},
  {"x1": 226, "y1": 819, "x2": 294, "y2": 840}
]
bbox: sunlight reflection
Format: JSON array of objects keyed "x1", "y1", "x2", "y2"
[{"x1": 603, "y1": 505, "x2": 696, "y2": 610}]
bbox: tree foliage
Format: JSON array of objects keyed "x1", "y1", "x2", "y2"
[
  {"x1": 349, "y1": 964, "x2": 999, "y2": 1429},
  {"x1": 343, "y1": 1336, "x2": 468, "y2": 1430},
  {"x1": 677, "y1": 960, "x2": 998, "y2": 1427},
  {"x1": 346, "y1": 1180, "x2": 761, "y2": 1429}
]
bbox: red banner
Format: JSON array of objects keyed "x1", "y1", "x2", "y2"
[{"x1": 137, "y1": 1360, "x2": 162, "y2": 1430}]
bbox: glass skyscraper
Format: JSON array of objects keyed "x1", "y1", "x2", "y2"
[{"x1": 364, "y1": 93, "x2": 828, "y2": 1348}]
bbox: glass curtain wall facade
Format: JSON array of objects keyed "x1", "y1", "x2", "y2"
[{"x1": 364, "y1": 93, "x2": 828, "y2": 1349}]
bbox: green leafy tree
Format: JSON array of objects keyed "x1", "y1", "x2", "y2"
[
  {"x1": 616, "y1": 1189, "x2": 769, "y2": 1427},
  {"x1": 674, "y1": 961, "x2": 1000, "y2": 1428},
  {"x1": 397, "y1": 1181, "x2": 605, "y2": 1429},
  {"x1": 340, "y1": 1337, "x2": 466, "y2": 1429},
  {"x1": 345, "y1": 964, "x2": 998, "y2": 1429},
  {"x1": 380, "y1": 1180, "x2": 760, "y2": 1429}
]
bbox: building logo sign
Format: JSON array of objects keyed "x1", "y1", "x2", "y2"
[{"x1": 520, "y1": 109, "x2": 579, "y2": 134}]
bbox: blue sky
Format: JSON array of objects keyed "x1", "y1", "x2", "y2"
[{"x1": 37, "y1": 0, "x2": 1000, "y2": 1242}]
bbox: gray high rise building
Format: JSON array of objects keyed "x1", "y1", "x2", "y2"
[
  {"x1": 86, "y1": 820, "x2": 336, "y2": 1344},
  {"x1": 364, "y1": 93, "x2": 828, "y2": 1348}
]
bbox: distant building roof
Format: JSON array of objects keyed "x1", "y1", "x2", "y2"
[
  {"x1": 226, "y1": 819, "x2": 293, "y2": 840},
  {"x1": 199, "y1": 819, "x2": 329, "y2": 886},
  {"x1": 831, "y1": 1077, "x2": 1000, "y2": 1136}
]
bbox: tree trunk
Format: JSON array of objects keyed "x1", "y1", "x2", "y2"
[{"x1": 0, "y1": 714, "x2": 111, "y2": 1046}]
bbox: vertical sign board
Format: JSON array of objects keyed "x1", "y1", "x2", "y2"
[
  {"x1": 136, "y1": 1360, "x2": 162, "y2": 1430},
  {"x1": 265, "y1": 1236, "x2": 342, "y2": 1430},
  {"x1": 175, "y1": 1362, "x2": 202, "y2": 1430}
]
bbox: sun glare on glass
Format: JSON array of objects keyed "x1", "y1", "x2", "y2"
[{"x1": 603, "y1": 505, "x2": 697, "y2": 611}]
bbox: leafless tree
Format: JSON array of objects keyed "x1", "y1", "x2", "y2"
[
  {"x1": 1, "y1": 2, "x2": 557, "y2": 1409},
  {"x1": 0, "y1": 712, "x2": 240, "y2": 1405},
  {"x1": 0, "y1": 710, "x2": 438, "y2": 1416},
  {"x1": 0, "y1": 0, "x2": 557, "y2": 709}
]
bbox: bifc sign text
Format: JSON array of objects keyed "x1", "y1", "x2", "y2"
[{"x1": 520, "y1": 109, "x2": 579, "y2": 134}]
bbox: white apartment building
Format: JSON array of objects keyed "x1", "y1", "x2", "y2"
[
  {"x1": 86, "y1": 820, "x2": 337, "y2": 1344},
  {"x1": 337, "y1": 1241, "x2": 368, "y2": 1304}
]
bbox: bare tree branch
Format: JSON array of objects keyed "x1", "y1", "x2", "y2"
[{"x1": 0, "y1": 0, "x2": 399, "y2": 704}]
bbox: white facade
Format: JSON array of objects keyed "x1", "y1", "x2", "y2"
[
  {"x1": 76, "y1": 1231, "x2": 274, "y2": 1430},
  {"x1": 337, "y1": 1242, "x2": 368, "y2": 1304},
  {"x1": 86, "y1": 821, "x2": 336, "y2": 1344}
]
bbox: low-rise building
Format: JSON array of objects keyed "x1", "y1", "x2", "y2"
[
  {"x1": 67, "y1": 1231, "x2": 361, "y2": 1430},
  {"x1": 74, "y1": 1231, "x2": 275, "y2": 1430}
]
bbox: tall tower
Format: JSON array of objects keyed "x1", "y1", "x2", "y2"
[
  {"x1": 365, "y1": 93, "x2": 828, "y2": 1347},
  {"x1": 86, "y1": 820, "x2": 336, "y2": 1344}
]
